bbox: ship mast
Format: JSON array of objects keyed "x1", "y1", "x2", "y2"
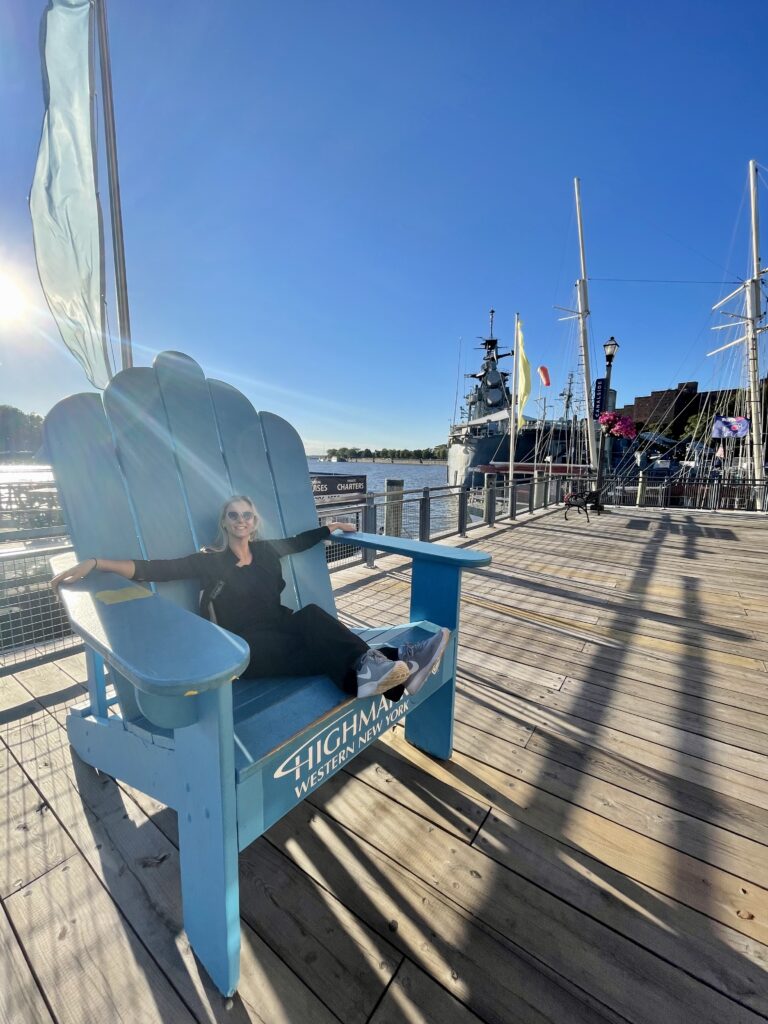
[
  {"x1": 555, "y1": 179, "x2": 599, "y2": 471},
  {"x1": 574, "y1": 179, "x2": 599, "y2": 471},
  {"x1": 746, "y1": 160, "x2": 765, "y2": 483},
  {"x1": 709, "y1": 160, "x2": 766, "y2": 483},
  {"x1": 560, "y1": 371, "x2": 575, "y2": 468}
]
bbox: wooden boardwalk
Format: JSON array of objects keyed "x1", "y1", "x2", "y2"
[{"x1": 2, "y1": 506, "x2": 768, "y2": 1023}]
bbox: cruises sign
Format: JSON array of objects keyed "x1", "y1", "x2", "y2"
[{"x1": 310, "y1": 473, "x2": 367, "y2": 499}]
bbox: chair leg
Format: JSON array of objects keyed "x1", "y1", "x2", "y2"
[
  {"x1": 404, "y1": 666, "x2": 456, "y2": 759},
  {"x1": 405, "y1": 561, "x2": 461, "y2": 759},
  {"x1": 174, "y1": 688, "x2": 241, "y2": 996}
]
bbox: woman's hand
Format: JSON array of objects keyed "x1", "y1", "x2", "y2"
[
  {"x1": 51, "y1": 558, "x2": 97, "y2": 596},
  {"x1": 327, "y1": 521, "x2": 358, "y2": 534}
]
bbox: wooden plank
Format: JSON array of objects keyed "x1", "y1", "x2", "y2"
[
  {"x1": 343, "y1": 741, "x2": 491, "y2": 841},
  {"x1": 267, "y1": 805, "x2": 619, "y2": 1024},
  {"x1": 373, "y1": 729, "x2": 768, "y2": 1016},
  {"x1": 456, "y1": 598, "x2": 768, "y2": 704},
  {"x1": 458, "y1": 593, "x2": 768, "y2": 668},
  {"x1": 0, "y1": 905, "x2": 53, "y2": 1024},
  {"x1": 558, "y1": 675, "x2": 768, "y2": 754},
  {"x1": 0, "y1": 675, "x2": 43, "y2": 738},
  {"x1": 522, "y1": 725, "x2": 768, "y2": 844},
  {"x1": 52, "y1": 652, "x2": 88, "y2": 683},
  {"x1": 5, "y1": 856, "x2": 195, "y2": 1024},
  {"x1": 370, "y1": 959, "x2": 486, "y2": 1024},
  {"x1": 456, "y1": 688, "x2": 768, "y2": 815},
  {"x1": 296, "y1": 777, "x2": 764, "y2": 1024},
  {"x1": 457, "y1": 644, "x2": 567, "y2": 691},
  {"x1": 560, "y1": 672, "x2": 768, "y2": 730},
  {"x1": 442, "y1": 721, "x2": 768, "y2": 880},
  {"x1": 238, "y1": 839, "x2": 401, "y2": 1024},
  {"x1": 11, "y1": 661, "x2": 87, "y2": 713},
  {"x1": 0, "y1": 744, "x2": 75, "y2": 897},
  {"x1": 456, "y1": 617, "x2": 768, "y2": 704},
  {"x1": 459, "y1": 674, "x2": 768, "y2": 774},
  {"x1": 456, "y1": 683, "x2": 768, "y2": 802},
  {"x1": 4, "y1": 713, "x2": 357, "y2": 1023},
  {"x1": 478, "y1": 800, "x2": 768, "y2": 944}
]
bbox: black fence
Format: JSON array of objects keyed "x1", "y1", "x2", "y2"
[{"x1": 4, "y1": 468, "x2": 765, "y2": 673}]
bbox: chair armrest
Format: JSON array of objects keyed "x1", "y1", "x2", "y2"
[
  {"x1": 330, "y1": 531, "x2": 491, "y2": 568},
  {"x1": 51, "y1": 555, "x2": 250, "y2": 698}
]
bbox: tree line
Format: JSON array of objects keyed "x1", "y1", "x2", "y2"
[
  {"x1": 0, "y1": 406, "x2": 43, "y2": 457},
  {"x1": 325, "y1": 445, "x2": 448, "y2": 461}
]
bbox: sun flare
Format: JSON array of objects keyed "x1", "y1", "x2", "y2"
[{"x1": 0, "y1": 270, "x2": 28, "y2": 325}]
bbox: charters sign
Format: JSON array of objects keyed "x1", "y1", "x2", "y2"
[{"x1": 273, "y1": 693, "x2": 411, "y2": 798}]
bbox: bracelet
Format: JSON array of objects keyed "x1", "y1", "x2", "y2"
[{"x1": 92, "y1": 557, "x2": 98, "y2": 571}]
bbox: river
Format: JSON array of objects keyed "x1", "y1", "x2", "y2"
[
  {"x1": 307, "y1": 459, "x2": 447, "y2": 493},
  {"x1": 1, "y1": 461, "x2": 449, "y2": 494}
]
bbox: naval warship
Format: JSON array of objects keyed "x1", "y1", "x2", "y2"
[{"x1": 447, "y1": 311, "x2": 579, "y2": 489}]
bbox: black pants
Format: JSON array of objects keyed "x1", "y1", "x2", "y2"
[{"x1": 239, "y1": 603, "x2": 403, "y2": 699}]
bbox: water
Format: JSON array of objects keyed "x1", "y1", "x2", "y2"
[
  {"x1": 307, "y1": 459, "x2": 447, "y2": 494},
  {"x1": 0, "y1": 464, "x2": 54, "y2": 484},
  {"x1": 1, "y1": 462, "x2": 448, "y2": 493}
]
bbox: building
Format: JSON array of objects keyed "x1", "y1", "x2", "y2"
[{"x1": 616, "y1": 378, "x2": 768, "y2": 437}]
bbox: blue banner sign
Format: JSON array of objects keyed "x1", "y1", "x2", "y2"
[
  {"x1": 592, "y1": 378, "x2": 607, "y2": 419},
  {"x1": 311, "y1": 473, "x2": 366, "y2": 500}
]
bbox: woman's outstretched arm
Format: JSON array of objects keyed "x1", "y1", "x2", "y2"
[{"x1": 51, "y1": 557, "x2": 135, "y2": 595}]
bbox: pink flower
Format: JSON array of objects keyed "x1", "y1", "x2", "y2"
[{"x1": 598, "y1": 411, "x2": 637, "y2": 439}]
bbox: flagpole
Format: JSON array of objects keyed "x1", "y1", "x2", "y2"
[
  {"x1": 507, "y1": 312, "x2": 520, "y2": 516},
  {"x1": 95, "y1": 0, "x2": 132, "y2": 370}
]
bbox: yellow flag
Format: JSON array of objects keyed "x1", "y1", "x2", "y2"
[{"x1": 516, "y1": 319, "x2": 531, "y2": 429}]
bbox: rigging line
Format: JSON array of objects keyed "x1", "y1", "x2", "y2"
[{"x1": 589, "y1": 277, "x2": 742, "y2": 285}]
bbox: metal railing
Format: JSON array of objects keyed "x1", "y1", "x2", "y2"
[
  {"x1": 0, "y1": 543, "x2": 83, "y2": 672},
  {"x1": 2, "y1": 472, "x2": 566, "y2": 673},
  {"x1": 582, "y1": 473, "x2": 768, "y2": 513},
  {"x1": 26, "y1": 464, "x2": 768, "y2": 673}
]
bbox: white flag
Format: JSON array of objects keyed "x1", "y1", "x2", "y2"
[{"x1": 30, "y1": 0, "x2": 112, "y2": 388}]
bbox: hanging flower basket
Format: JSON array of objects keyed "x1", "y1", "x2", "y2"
[{"x1": 598, "y1": 411, "x2": 637, "y2": 439}]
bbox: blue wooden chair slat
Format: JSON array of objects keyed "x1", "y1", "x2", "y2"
[
  {"x1": 44, "y1": 395, "x2": 147, "y2": 722},
  {"x1": 44, "y1": 393, "x2": 141, "y2": 562},
  {"x1": 260, "y1": 410, "x2": 336, "y2": 615},
  {"x1": 104, "y1": 367, "x2": 199, "y2": 612},
  {"x1": 154, "y1": 351, "x2": 233, "y2": 549},
  {"x1": 208, "y1": 379, "x2": 302, "y2": 610},
  {"x1": 44, "y1": 351, "x2": 491, "y2": 997}
]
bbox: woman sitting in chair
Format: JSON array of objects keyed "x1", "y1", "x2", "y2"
[{"x1": 51, "y1": 494, "x2": 450, "y2": 701}]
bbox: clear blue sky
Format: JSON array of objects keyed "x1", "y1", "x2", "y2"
[{"x1": 1, "y1": 0, "x2": 766, "y2": 451}]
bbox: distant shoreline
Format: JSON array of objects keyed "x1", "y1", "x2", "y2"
[{"x1": 307, "y1": 457, "x2": 447, "y2": 466}]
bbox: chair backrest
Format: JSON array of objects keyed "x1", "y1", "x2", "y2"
[{"x1": 44, "y1": 351, "x2": 336, "y2": 715}]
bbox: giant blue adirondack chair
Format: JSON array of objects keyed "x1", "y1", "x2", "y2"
[{"x1": 44, "y1": 351, "x2": 491, "y2": 996}]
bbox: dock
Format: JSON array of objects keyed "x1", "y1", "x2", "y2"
[{"x1": 2, "y1": 506, "x2": 768, "y2": 1023}]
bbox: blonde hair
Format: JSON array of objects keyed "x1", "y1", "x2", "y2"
[{"x1": 209, "y1": 494, "x2": 260, "y2": 551}]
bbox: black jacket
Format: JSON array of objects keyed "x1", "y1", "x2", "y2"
[{"x1": 132, "y1": 526, "x2": 330, "y2": 633}]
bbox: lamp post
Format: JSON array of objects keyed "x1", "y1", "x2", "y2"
[{"x1": 592, "y1": 337, "x2": 620, "y2": 511}]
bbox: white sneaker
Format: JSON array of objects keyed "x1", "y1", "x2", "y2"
[
  {"x1": 400, "y1": 628, "x2": 451, "y2": 695},
  {"x1": 356, "y1": 649, "x2": 411, "y2": 698}
]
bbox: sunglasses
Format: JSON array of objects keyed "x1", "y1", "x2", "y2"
[{"x1": 226, "y1": 509, "x2": 255, "y2": 523}]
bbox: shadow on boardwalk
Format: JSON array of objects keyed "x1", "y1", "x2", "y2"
[{"x1": 2, "y1": 508, "x2": 768, "y2": 1022}]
